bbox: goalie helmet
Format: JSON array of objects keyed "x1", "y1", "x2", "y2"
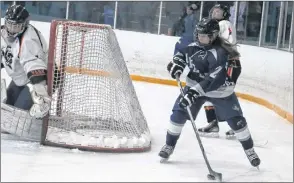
[
  {"x1": 209, "y1": 4, "x2": 231, "y2": 21},
  {"x1": 194, "y1": 17, "x2": 220, "y2": 45},
  {"x1": 4, "y1": 4, "x2": 30, "y2": 37}
]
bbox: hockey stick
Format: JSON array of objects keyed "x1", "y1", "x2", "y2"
[{"x1": 175, "y1": 75, "x2": 222, "y2": 182}]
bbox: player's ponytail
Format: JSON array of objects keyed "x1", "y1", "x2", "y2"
[{"x1": 215, "y1": 37, "x2": 240, "y2": 58}]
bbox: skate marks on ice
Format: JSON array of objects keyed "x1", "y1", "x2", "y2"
[
  {"x1": 198, "y1": 132, "x2": 269, "y2": 148},
  {"x1": 1, "y1": 131, "x2": 274, "y2": 182},
  {"x1": 2, "y1": 82, "x2": 292, "y2": 182},
  {"x1": 135, "y1": 82, "x2": 292, "y2": 182},
  {"x1": 1, "y1": 137, "x2": 205, "y2": 182},
  {"x1": 158, "y1": 153, "x2": 268, "y2": 182},
  {"x1": 223, "y1": 166, "x2": 283, "y2": 182},
  {"x1": 158, "y1": 147, "x2": 284, "y2": 182}
]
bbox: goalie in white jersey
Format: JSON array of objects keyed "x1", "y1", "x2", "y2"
[
  {"x1": 198, "y1": 4, "x2": 242, "y2": 138},
  {"x1": 1, "y1": 4, "x2": 51, "y2": 119}
]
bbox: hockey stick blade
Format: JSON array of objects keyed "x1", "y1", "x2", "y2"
[
  {"x1": 160, "y1": 158, "x2": 169, "y2": 163},
  {"x1": 175, "y1": 75, "x2": 222, "y2": 182},
  {"x1": 208, "y1": 171, "x2": 222, "y2": 182}
]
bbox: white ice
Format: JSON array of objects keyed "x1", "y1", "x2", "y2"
[{"x1": 1, "y1": 81, "x2": 293, "y2": 182}]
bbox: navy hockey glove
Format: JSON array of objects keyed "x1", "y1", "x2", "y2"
[
  {"x1": 179, "y1": 88, "x2": 201, "y2": 108},
  {"x1": 167, "y1": 55, "x2": 186, "y2": 79}
]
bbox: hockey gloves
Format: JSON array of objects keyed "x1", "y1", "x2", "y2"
[
  {"x1": 167, "y1": 54, "x2": 187, "y2": 79},
  {"x1": 27, "y1": 81, "x2": 51, "y2": 119},
  {"x1": 179, "y1": 88, "x2": 201, "y2": 108}
]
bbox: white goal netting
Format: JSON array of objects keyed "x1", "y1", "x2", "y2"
[{"x1": 43, "y1": 20, "x2": 151, "y2": 152}]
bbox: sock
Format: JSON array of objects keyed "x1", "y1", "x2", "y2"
[{"x1": 204, "y1": 105, "x2": 217, "y2": 123}]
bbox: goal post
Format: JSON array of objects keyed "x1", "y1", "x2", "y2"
[{"x1": 42, "y1": 20, "x2": 151, "y2": 152}]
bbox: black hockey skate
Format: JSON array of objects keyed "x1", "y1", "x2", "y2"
[
  {"x1": 198, "y1": 120, "x2": 219, "y2": 138},
  {"x1": 159, "y1": 144, "x2": 174, "y2": 163},
  {"x1": 244, "y1": 147, "x2": 261, "y2": 168},
  {"x1": 225, "y1": 129, "x2": 236, "y2": 140}
]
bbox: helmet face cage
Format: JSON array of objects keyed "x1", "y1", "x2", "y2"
[
  {"x1": 4, "y1": 5, "x2": 29, "y2": 37},
  {"x1": 5, "y1": 18, "x2": 28, "y2": 37}
]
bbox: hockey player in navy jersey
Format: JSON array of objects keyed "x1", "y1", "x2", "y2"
[
  {"x1": 1, "y1": 4, "x2": 51, "y2": 119},
  {"x1": 198, "y1": 4, "x2": 242, "y2": 138},
  {"x1": 159, "y1": 17, "x2": 260, "y2": 168}
]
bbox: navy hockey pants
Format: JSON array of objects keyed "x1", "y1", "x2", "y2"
[
  {"x1": 5, "y1": 81, "x2": 34, "y2": 110},
  {"x1": 170, "y1": 87, "x2": 243, "y2": 124},
  {"x1": 166, "y1": 86, "x2": 253, "y2": 150}
]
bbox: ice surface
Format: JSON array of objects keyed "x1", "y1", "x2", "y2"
[
  {"x1": 0, "y1": 18, "x2": 292, "y2": 182},
  {"x1": 1, "y1": 82, "x2": 293, "y2": 182}
]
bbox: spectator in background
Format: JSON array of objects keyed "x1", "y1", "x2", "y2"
[
  {"x1": 217, "y1": 1, "x2": 235, "y2": 7},
  {"x1": 188, "y1": 1, "x2": 201, "y2": 9},
  {"x1": 165, "y1": 1, "x2": 187, "y2": 36},
  {"x1": 89, "y1": 1, "x2": 106, "y2": 24},
  {"x1": 2, "y1": 2, "x2": 13, "y2": 11},
  {"x1": 202, "y1": 1, "x2": 234, "y2": 18},
  {"x1": 38, "y1": 2, "x2": 51, "y2": 16},
  {"x1": 171, "y1": 3, "x2": 199, "y2": 54},
  {"x1": 103, "y1": 4, "x2": 114, "y2": 27},
  {"x1": 266, "y1": 2, "x2": 280, "y2": 44},
  {"x1": 117, "y1": 1, "x2": 132, "y2": 29},
  {"x1": 247, "y1": 1, "x2": 263, "y2": 38},
  {"x1": 202, "y1": 1, "x2": 216, "y2": 17},
  {"x1": 230, "y1": 2, "x2": 246, "y2": 40},
  {"x1": 132, "y1": 2, "x2": 159, "y2": 33},
  {"x1": 73, "y1": 2, "x2": 89, "y2": 21},
  {"x1": 48, "y1": 1, "x2": 66, "y2": 18}
]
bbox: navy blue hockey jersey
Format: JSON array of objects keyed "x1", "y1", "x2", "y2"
[{"x1": 174, "y1": 41, "x2": 235, "y2": 98}]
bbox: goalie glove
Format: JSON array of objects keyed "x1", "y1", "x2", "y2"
[
  {"x1": 179, "y1": 87, "x2": 201, "y2": 108},
  {"x1": 27, "y1": 81, "x2": 51, "y2": 119}
]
